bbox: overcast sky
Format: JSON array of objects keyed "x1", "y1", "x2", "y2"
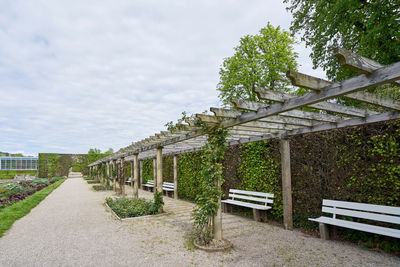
[{"x1": 0, "y1": 0, "x2": 326, "y2": 156}]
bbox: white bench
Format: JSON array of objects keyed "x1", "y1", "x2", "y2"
[
  {"x1": 125, "y1": 177, "x2": 132, "y2": 185},
  {"x1": 142, "y1": 180, "x2": 175, "y2": 196},
  {"x1": 142, "y1": 180, "x2": 155, "y2": 191},
  {"x1": 221, "y1": 189, "x2": 274, "y2": 221},
  {"x1": 309, "y1": 199, "x2": 400, "y2": 240}
]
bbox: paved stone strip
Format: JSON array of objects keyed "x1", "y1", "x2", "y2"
[{"x1": 0, "y1": 175, "x2": 398, "y2": 267}]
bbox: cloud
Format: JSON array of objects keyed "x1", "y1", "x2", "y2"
[{"x1": 0, "y1": 0, "x2": 326, "y2": 155}]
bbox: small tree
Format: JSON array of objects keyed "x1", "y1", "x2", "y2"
[{"x1": 217, "y1": 23, "x2": 298, "y2": 106}]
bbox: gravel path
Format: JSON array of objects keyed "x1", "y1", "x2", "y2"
[{"x1": 0, "y1": 175, "x2": 399, "y2": 267}]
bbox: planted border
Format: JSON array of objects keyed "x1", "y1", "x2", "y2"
[{"x1": 0, "y1": 178, "x2": 66, "y2": 237}]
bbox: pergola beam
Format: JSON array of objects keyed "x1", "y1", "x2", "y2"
[
  {"x1": 222, "y1": 62, "x2": 400, "y2": 128},
  {"x1": 287, "y1": 71, "x2": 400, "y2": 110}
]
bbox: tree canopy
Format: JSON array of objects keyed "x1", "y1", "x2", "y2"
[
  {"x1": 87, "y1": 148, "x2": 113, "y2": 164},
  {"x1": 285, "y1": 0, "x2": 400, "y2": 81},
  {"x1": 217, "y1": 23, "x2": 298, "y2": 107}
]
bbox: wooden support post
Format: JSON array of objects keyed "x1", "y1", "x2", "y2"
[
  {"x1": 213, "y1": 178, "x2": 223, "y2": 240},
  {"x1": 153, "y1": 158, "x2": 157, "y2": 192},
  {"x1": 120, "y1": 158, "x2": 126, "y2": 195},
  {"x1": 139, "y1": 160, "x2": 143, "y2": 188},
  {"x1": 133, "y1": 154, "x2": 139, "y2": 199},
  {"x1": 173, "y1": 155, "x2": 178, "y2": 199},
  {"x1": 106, "y1": 162, "x2": 110, "y2": 186},
  {"x1": 156, "y1": 147, "x2": 163, "y2": 213},
  {"x1": 280, "y1": 139, "x2": 293, "y2": 230},
  {"x1": 112, "y1": 160, "x2": 117, "y2": 192}
]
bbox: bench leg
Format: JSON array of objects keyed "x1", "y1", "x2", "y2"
[
  {"x1": 319, "y1": 223, "x2": 330, "y2": 240},
  {"x1": 253, "y1": 209, "x2": 261, "y2": 222},
  {"x1": 222, "y1": 203, "x2": 227, "y2": 213}
]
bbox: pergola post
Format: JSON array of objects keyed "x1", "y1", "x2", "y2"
[
  {"x1": 112, "y1": 160, "x2": 117, "y2": 192},
  {"x1": 133, "y1": 154, "x2": 139, "y2": 199},
  {"x1": 153, "y1": 158, "x2": 157, "y2": 192},
  {"x1": 139, "y1": 160, "x2": 143, "y2": 189},
  {"x1": 213, "y1": 178, "x2": 223, "y2": 240},
  {"x1": 156, "y1": 147, "x2": 163, "y2": 213},
  {"x1": 280, "y1": 138, "x2": 293, "y2": 230},
  {"x1": 106, "y1": 162, "x2": 109, "y2": 186},
  {"x1": 120, "y1": 157, "x2": 126, "y2": 195},
  {"x1": 173, "y1": 155, "x2": 178, "y2": 199}
]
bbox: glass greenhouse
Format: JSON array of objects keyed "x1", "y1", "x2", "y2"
[{"x1": 0, "y1": 157, "x2": 38, "y2": 170}]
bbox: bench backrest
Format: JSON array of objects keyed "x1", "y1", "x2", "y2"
[
  {"x1": 322, "y1": 199, "x2": 400, "y2": 225},
  {"x1": 163, "y1": 182, "x2": 174, "y2": 188},
  {"x1": 228, "y1": 189, "x2": 274, "y2": 206},
  {"x1": 146, "y1": 180, "x2": 154, "y2": 185}
]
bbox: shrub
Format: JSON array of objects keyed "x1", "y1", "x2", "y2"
[
  {"x1": 105, "y1": 197, "x2": 164, "y2": 218},
  {"x1": 87, "y1": 180, "x2": 100, "y2": 184},
  {"x1": 92, "y1": 185, "x2": 113, "y2": 191}
]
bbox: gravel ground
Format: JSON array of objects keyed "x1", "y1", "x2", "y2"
[{"x1": 0, "y1": 175, "x2": 399, "y2": 267}]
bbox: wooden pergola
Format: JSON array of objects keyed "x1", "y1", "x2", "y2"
[{"x1": 89, "y1": 49, "x2": 400, "y2": 239}]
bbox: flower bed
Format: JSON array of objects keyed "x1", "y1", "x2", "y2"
[
  {"x1": 105, "y1": 195, "x2": 164, "y2": 219},
  {"x1": 0, "y1": 178, "x2": 62, "y2": 210}
]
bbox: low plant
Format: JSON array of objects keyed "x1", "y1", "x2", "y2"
[
  {"x1": 87, "y1": 180, "x2": 100, "y2": 184},
  {"x1": 105, "y1": 196, "x2": 164, "y2": 218},
  {"x1": 92, "y1": 184, "x2": 113, "y2": 191}
]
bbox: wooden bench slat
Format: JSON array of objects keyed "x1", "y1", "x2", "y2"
[
  {"x1": 323, "y1": 199, "x2": 400, "y2": 215},
  {"x1": 230, "y1": 189, "x2": 274, "y2": 198},
  {"x1": 221, "y1": 199, "x2": 272, "y2": 210},
  {"x1": 309, "y1": 216, "x2": 400, "y2": 239},
  {"x1": 228, "y1": 193, "x2": 273, "y2": 204},
  {"x1": 322, "y1": 206, "x2": 400, "y2": 224}
]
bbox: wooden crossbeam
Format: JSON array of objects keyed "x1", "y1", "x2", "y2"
[
  {"x1": 231, "y1": 126, "x2": 285, "y2": 134},
  {"x1": 334, "y1": 48, "x2": 400, "y2": 87},
  {"x1": 254, "y1": 87, "x2": 378, "y2": 117},
  {"x1": 287, "y1": 71, "x2": 400, "y2": 110},
  {"x1": 222, "y1": 62, "x2": 400, "y2": 128},
  {"x1": 211, "y1": 107, "x2": 314, "y2": 127},
  {"x1": 241, "y1": 120, "x2": 300, "y2": 130},
  {"x1": 231, "y1": 99, "x2": 341, "y2": 122}
]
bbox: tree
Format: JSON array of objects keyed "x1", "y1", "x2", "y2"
[
  {"x1": 285, "y1": 0, "x2": 400, "y2": 81},
  {"x1": 217, "y1": 23, "x2": 298, "y2": 107}
]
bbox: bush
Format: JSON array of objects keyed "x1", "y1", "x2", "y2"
[
  {"x1": 105, "y1": 197, "x2": 164, "y2": 218},
  {"x1": 92, "y1": 185, "x2": 113, "y2": 191},
  {"x1": 87, "y1": 180, "x2": 100, "y2": 184}
]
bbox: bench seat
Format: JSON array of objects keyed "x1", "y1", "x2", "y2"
[
  {"x1": 221, "y1": 199, "x2": 272, "y2": 211},
  {"x1": 309, "y1": 216, "x2": 400, "y2": 239}
]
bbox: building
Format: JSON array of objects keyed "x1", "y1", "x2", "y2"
[{"x1": 0, "y1": 157, "x2": 38, "y2": 171}]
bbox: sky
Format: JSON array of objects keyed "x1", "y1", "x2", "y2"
[{"x1": 0, "y1": 0, "x2": 326, "y2": 156}]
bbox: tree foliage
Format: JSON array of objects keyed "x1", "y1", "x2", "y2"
[
  {"x1": 285, "y1": 0, "x2": 400, "y2": 81},
  {"x1": 87, "y1": 148, "x2": 113, "y2": 164},
  {"x1": 217, "y1": 23, "x2": 298, "y2": 107}
]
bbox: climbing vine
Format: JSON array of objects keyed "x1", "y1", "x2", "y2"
[{"x1": 191, "y1": 119, "x2": 229, "y2": 244}]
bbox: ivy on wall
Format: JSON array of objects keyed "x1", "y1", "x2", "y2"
[{"x1": 238, "y1": 140, "x2": 283, "y2": 220}]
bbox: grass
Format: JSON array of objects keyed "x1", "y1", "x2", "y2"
[{"x1": 0, "y1": 178, "x2": 66, "y2": 237}]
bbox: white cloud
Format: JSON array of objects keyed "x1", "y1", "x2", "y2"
[{"x1": 0, "y1": 0, "x2": 326, "y2": 155}]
